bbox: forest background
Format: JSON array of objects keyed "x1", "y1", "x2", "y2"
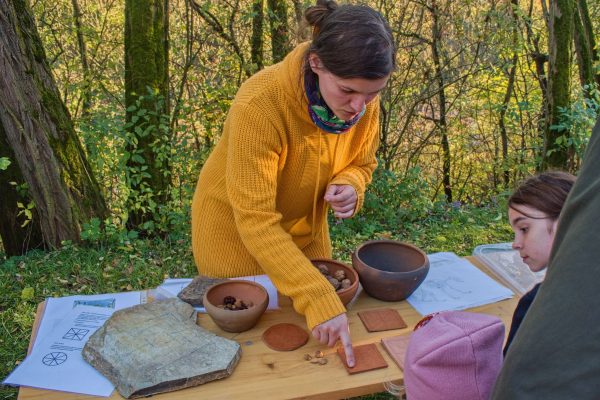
[{"x1": 0, "y1": 0, "x2": 599, "y2": 399}]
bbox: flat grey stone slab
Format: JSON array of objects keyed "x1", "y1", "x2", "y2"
[
  {"x1": 177, "y1": 275, "x2": 229, "y2": 307},
  {"x1": 82, "y1": 298, "x2": 241, "y2": 398}
]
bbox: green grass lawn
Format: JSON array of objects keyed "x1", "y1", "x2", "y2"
[{"x1": 0, "y1": 202, "x2": 513, "y2": 400}]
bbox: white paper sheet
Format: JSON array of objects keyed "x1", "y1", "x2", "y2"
[
  {"x1": 406, "y1": 252, "x2": 513, "y2": 315},
  {"x1": 32, "y1": 292, "x2": 143, "y2": 353},
  {"x1": 3, "y1": 291, "x2": 142, "y2": 396},
  {"x1": 4, "y1": 305, "x2": 114, "y2": 396},
  {"x1": 156, "y1": 275, "x2": 280, "y2": 311}
]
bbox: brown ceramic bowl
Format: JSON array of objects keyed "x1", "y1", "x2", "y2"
[
  {"x1": 203, "y1": 280, "x2": 269, "y2": 333},
  {"x1": 352, "y1": 240, "x2": 429, "y2": 302},
  {"x1": 311, "y1": 258, "x2": 359, "y2": 306}
]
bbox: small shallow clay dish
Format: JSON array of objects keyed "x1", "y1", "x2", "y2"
[
  {"x1": 352, "y1": 240, "x2": 429, "y2": 302},
  {"x1": 203, "y1": 280, "x2": 269, "y2": 333},
  {"x1": 311, "y1": 258, "x2": 359, "y2": 306}
]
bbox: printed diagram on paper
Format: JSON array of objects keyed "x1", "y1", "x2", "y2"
[
  {"x1": 63, "y1": 328, "x2": 90, "y2": 341},
  {"x1": 3, "y1": 291, "x2": 142, "y2": 397},
  {"x1": 42, "y1": 352, "x2": 68, "y2": 366}
]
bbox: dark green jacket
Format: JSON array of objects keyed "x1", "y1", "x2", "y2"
[{"x1": 492, "y1": 116, "x2": 600, "y2": 398}]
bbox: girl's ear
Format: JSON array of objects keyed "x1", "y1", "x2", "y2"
[{"x1": 308, "y1": 53, "x2": 323, "y2": 72}]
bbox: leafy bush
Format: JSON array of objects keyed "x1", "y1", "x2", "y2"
[
  {"x1": 330, "y1": 166, "x2": 513, "y2": 261},
  {"x1": 548, "y1": 85, "x2": 599, "y2": 166}
]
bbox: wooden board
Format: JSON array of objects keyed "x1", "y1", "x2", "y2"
[{"x1": 18, "y1": 256, "x2": 518, "y2": 400}]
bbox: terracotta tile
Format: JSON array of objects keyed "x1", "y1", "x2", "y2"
[
  {"x1": 262, "y1": 323, "x2": 308, "y2": 351},
  {"x1": 358, "y1": 308, "x2": 407, "y2": 332},
  {"x1": 337, "y1": 343, "x2": 388, "y2": 374},
  {"x1": 381, "y1": 334, "x2": 411, "y2": 370}
]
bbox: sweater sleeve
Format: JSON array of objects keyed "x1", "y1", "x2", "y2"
[
  {"x1": 329, "y1": 101, "x2": 380, "y2": 215},
  {"x1": 225, "y1": 102, "x2": 346, "y2": 329}
]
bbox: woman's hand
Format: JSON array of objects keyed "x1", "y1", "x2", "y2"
[
  {"x1": 312, "y1": 313, "x2": 355, "y2": 367},
  {"x1": 324, "y1": 184, "x2": 357, "y2": 219}
]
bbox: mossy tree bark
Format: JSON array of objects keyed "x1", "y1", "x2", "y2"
[
  {"x1": 573, "y1": 0, "x2": 599, "y2": 93},
  {"x1": 0, "y1": 0, "x2": 108, "y2": 255},
  {"x1": 542, "y1": 0, "x2": 574, "y2": 169},
  {"x1": 267, "y1": 0, "x2": 291, "y2": 63},
  {"x1": 124, "y1": 0, "x2": 170, "y2": 231},
  {"x1": 0, "y1": 124, "x2": 45, "y2": 256},
  {"x1": 251, "y1": 0, "x2": 264, "y2": 72}
]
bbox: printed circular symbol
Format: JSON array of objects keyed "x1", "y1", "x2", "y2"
[{"x1": 42, "y1": 352, "x2": 67, "y2": 366}]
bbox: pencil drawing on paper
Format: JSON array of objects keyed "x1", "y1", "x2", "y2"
[{"x1": 410, "y1": 276, "x2": 473, "y2": 302}]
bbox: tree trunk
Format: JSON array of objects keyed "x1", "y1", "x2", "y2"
[
  {"x1": 0, "y1": 0, "x2": 108, "y2": 254},
  {"x1": 251, "y1": 0, "x2": 264, "y2": 71},
  {"x1": 124, "y1": 0, "x2": 170, "y2": 231},
  {"x1": 430, "y1": 0, "x2": 452, "y2": 202},
  {"x1": 267, "y1": 0, "x2": 291, "y2": 63},
  {"x1": 498, "y1": 0, "x2": 520, "y2": 187},
  {"x1": 573, "y1": 0, "x2": 599, "y2": 92},
  {"x1": 524, "y1": 0, "x2": 549, "y2": 168},
  {"x1": 576, "y1": 0, "x2": 600, "y2": 88},
  {"x1": 71, "y1": 0, "x2": 91, "y2": 118},
  {"x1": 292, "y1": 0, "x2": 309, "y2": 42},
  {"x1": 543, "y1": 0, "x2": 574, "y2": 169},
  {"x1": 0, "y1": 124, "x2": 45, "y2": 256},
  {"x1": 499, "y1": 55, "x2": 518, "y2": 187}
]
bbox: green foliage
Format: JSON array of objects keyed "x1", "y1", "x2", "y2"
[
  {"x1": 0, "y1": 158, "x2": 10, "y2": 170},
  {"x1": 548, "y1": 86, "x2": 599, "y2": 164},
  {"x1": 80, "y1": 217, "x2": 139, "y2": 248},
  {"x1": 330, "y1": 167, "x2": 513, "y2": 262},
  {"x1": 123, "y1": 89, "x2": 172, "y2": 230},
  {"x1": 20, "y1": 287, "x2": 34, "y2": 302},
  {"x1": 7, "y1": 182, "x2": 35, "y2": 228},
  {"x1": 15, "y1": 202, "x2": 35, "y2": 228},
  {"x1": 330, "y1": 166, "x2": 432, "y2": 239}
]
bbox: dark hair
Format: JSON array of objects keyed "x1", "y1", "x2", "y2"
[
  {"x1": 304, "y1": 1, "x2": 396, "y2": 79},
  {"x1": 509, "y1": 171, "x2": 576, "y2": 220}
]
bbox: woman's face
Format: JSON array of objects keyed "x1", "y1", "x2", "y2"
[
  {"x1": 309, "y1": 54, "x2": 389, "y2": 121},
  {"x1": 508, "y1": 204, "x2": 558, "y2": 272}
]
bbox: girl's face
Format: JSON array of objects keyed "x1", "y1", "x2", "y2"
[
  {"x1": 508, "y1": 205, "x2": 559, "y2": 272},
  {"x1": 309, "y1": 54, "x2": 389, "y2": 121}
]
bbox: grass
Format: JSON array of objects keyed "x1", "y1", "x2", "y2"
[{"x1": 0, "y1": 202, "x2": 513, "y2": 400}]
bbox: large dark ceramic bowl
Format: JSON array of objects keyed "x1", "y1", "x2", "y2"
[{"x1": 352, "y1": 240, "x2": 429, "y2": 302}]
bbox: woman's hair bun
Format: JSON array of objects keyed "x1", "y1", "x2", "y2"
[{"x1": 305, "y1": 0, "x2": 338, "y2": 34}]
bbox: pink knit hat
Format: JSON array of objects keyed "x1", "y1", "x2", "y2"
[{"x1": 404, "y1": 311, "x2": 504, "y2": 400}]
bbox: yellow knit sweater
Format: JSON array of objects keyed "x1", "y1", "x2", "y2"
[{"x1": 191, "y1": 42, "x2": 380, "y2": 329}]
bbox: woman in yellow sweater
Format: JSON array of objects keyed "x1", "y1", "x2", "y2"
[{"x1": 192, "y1": 0, "x2": 395, "y2": 366}]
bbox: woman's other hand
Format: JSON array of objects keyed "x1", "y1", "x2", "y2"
[
  {"x1": 324, "y1": 184, "x2": 357, "y2": 219},
  {"x1": 312, "y1": 313, "x2": 355, "y2": 367}
]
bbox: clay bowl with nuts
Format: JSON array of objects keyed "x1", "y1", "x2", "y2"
[
  {"x1": 311, "y1": 258, "x2": 359, "y2": 306},
  {"x1": 352, "y1": 240, "x2": 429, "y2": 302},
  {"x1": 203, "y1": 280, "x2": 269, "y2": 333}
]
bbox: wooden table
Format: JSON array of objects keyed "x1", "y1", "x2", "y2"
[{"x1": 18, "y1": 256, "x2": 518, "y2": 400}]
